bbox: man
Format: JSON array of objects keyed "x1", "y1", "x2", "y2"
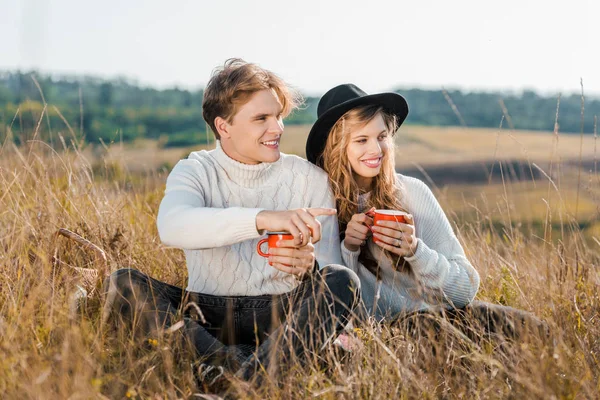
[{"x1": 103, "y1": 59, "x2": 360, "y2": 388}]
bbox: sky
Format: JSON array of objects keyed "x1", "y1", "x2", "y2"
[{"x1": 1, "y1": 0, "x2": 599, "y2": 96}]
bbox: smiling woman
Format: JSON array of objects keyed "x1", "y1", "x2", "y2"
[
  {"x1": 305, "y1": 83, "x2": 548, "y2": 351},
  {"x1": 343, "y1": 110, "x2": 395, "y2": 193},
  {"x1": 304, "y1": 83, "x2": 537, "y2": 330}
]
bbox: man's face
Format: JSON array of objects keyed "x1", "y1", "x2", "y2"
[{"x1": 218, "y1": 89, "x2": 284, "y2": 165}]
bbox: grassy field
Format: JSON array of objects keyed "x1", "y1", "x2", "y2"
[{"x1": 1, "y1": 124, "x2": 599, "y2": 398}]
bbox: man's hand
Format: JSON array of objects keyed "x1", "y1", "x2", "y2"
[
  {"x1": 268, "y1": 240, "x2": 316, "y2": 278},
  {"x1": 256, "y1": 208, "x2": 336, "y2": 246},
  {"x1": 343, "y1": 208, "x2": 374, "y2": 252}
]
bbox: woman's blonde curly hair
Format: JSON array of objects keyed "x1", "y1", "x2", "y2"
[{"x1": 322, "y1": 104, "x2": 409, "y2": 278}]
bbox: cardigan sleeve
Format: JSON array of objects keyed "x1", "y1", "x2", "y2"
[{"x1": 340, "y1": 241, "x2": 361, "y2": 273}]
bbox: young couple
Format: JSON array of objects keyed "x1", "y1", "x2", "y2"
[{"x1": 104, "y1": 59, "x2": 542, "y2": 391}]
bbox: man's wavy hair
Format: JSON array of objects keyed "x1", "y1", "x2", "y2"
[
  {"x1": 202, "y1": 58, "x2": 303, "y2": 139},
  {"x1": 322, "y1": 104, "x2": 409, "y2": 278}
]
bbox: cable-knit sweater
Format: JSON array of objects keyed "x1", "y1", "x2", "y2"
[
  {"x1": 340, "y1": 174, "x2": 480, "y2": 320},
  {"x1": 157, "y1": 143, "x2": 342, "y2": 296}
]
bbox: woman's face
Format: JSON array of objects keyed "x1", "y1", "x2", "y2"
[{"x1": 345, "y1": 113, "x2": 391, "y2": 190}]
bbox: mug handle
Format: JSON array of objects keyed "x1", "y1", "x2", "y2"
[{"x1": 257, "y1": 238, "x2": 269, "y2": 257}]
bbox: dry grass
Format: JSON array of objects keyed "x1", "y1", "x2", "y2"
[{"x1": 1, "y1": 125, "x2": 599, "y2": 398}]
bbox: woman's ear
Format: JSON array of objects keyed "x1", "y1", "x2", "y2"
[{"x1": 214, "y1": 116, "x2": 230, "y2": 139}]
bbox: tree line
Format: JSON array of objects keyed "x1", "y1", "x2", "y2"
[{"x1": 1, "y1": 71, "x2": 598, "y2": 148}]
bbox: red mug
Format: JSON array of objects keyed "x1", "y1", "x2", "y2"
[
  {"x1": 366, "y1": 209, "x2": 408, "y2": 244},
  {"x1": 257, "y1": 232, "x2": 294, "y2": 266}
]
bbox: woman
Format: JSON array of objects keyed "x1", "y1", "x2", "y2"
[
  {"x1": 305, "y1": 83, "x2": 481, "y2": 321},
  {"x1": 307, "y1": 84, "x2": 551, "y2": 347}
]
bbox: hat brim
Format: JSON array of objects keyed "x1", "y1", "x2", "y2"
[{"x1": 305, "y1": 92, "x2": 409, "y2": 166}]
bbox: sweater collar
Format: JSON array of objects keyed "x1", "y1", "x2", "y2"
[
  {"x1": 357, "y1": 191, "x2": 372, "y2": 213},
  {"x1": 210, "y1": 141, "x2": 282, "y2": 188}
]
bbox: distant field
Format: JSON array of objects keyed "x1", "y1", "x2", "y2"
[
  {"x1": 100, "y1": 124, "x2": 599, "y2": 172},
  {"x1": 395, "y1": 125, "x2": 599, "y2": 167},
  {"x1": 282, "y1": 124, "x2": 600, "y2": 169}
]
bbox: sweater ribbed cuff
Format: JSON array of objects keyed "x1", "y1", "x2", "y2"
[
  {"x1": 340, "y1": 242, "x2": 361, "y2": 271},
  {"x1": 404, "y1": 238, "x2": 435, "y2": 273},
  {"x1": 234, "y1": 208, "x2": 265, "y2": 242}
]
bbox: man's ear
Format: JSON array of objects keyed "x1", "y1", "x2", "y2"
[{"x1": 214, "y1": 117, "x2": 230, "y2": 139}]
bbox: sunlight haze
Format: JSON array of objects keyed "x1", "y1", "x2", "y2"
[{"x1": 2, "y1": 0, "x2": 599, "y2": 95}]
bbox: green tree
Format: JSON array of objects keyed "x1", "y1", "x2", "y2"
[{"x1": 98, "y1": 82, "x2": 113, "y2": 107}]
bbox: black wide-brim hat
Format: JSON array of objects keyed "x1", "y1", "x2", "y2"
[{"x1": 306, "y1": 84, "x2": 409, "y2": 167}]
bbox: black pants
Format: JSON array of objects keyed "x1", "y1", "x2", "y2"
[
  {"x1": 102, "y1": 265, "x2": 360, "y2": 379},
  {"x1": 395, "y1": 300, "x2": 549, "y2": 342}
]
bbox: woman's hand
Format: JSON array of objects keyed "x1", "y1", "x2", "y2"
[
  {"x1": 268, "y1": 240, "x2": 316, "y2": 279},
  {"x1": 343, "y1": 208, "x2": 375, "y2": 252},
  {"x1": 371, "y1": 214, "x2": 418, "y2": 257}
]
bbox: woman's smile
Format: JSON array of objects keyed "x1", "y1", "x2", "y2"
[{"x1": 360, "y1": 156, "x2": 383, "y2": 168}]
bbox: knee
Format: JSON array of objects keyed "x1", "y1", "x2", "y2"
[
  {"x1": 111, "y1": 268, "x2": 145, "y2": 286},
  {"x1": 102, "y1": 268, "x2": 155, "y2": 324},
  {"x1": 321, "y1": 264, "x2": 361, "y2": 305},
  {"x1": 103, "y1": 268, "x2": 148, "y2": 298}
]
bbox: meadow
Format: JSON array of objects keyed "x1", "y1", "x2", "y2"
[{"x1": 0, "y1": 122, "x2": 599, "y2": 399}]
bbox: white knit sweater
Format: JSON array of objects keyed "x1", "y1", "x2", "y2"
[
  {"x1": 156, "y1": 143, "x2": 342, "y2": 296},
  {"x1": 340, "y1": 174, "x2": 480, "y2": 320}
]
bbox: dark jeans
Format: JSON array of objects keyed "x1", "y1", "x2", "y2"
[
  {"x1": 102, "y1": 265, "x2": 360, "y2": 379},
  {"x1": 394, "y1": 300, "x2": 549, "y2": 342}
]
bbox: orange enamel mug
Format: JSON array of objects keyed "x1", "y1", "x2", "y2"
[
  {"x1": 366, "y1": 210, "x2": 409, "y2": 244},
  {"x1": 257, "y1": 232, "x2": 294, "y2": 266}
]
